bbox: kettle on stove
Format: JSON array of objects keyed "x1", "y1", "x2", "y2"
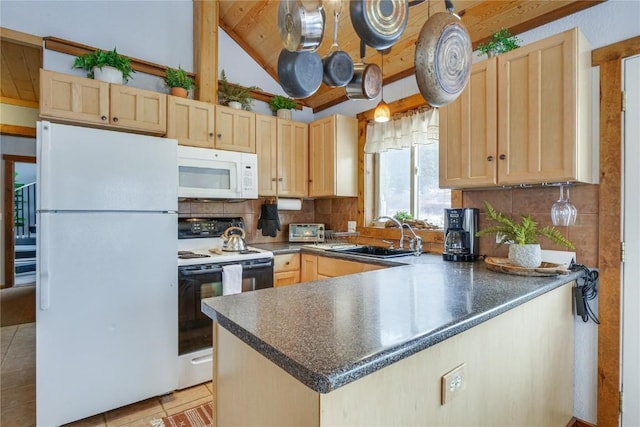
[{"x1": 221, "y1": 226, "x2": 248, "y2": 252}]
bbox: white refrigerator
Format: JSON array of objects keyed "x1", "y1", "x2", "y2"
[{"x1": 36, "y1": 121, "x2": 178, "y2": 426}]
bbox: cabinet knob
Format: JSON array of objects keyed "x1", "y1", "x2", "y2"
[
  {"x1": 278, "y1": 178, "x2": 283, "y2": 182},
  {"x1": 113, "y1": 117, "x2": 119, "y2": 123},
  {"x1": 499, "y1": 154, "x2": 506, "y2": 160},
  {"x1": 101, "y1": 116, "x2": 107, "y2": 121},
  {"x1": 285, "y1": 261, "x2": 290, "y2": 265},
  {"x1": 487, "y1": 155, "x2": 494, "y2": 161},
  {"x1": 217, "y1": 133, "x2": 222, "y2": 139},
  {"x1": 272, "y1": 178, "x2": 277, "y2": 182},
  {"x1": 209, "y1": 132, "x2": 214, "y2": 137}
]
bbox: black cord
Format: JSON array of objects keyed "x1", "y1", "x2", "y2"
[{"x1": 570, "y1": 262, "x2": 600, "y2": 324}]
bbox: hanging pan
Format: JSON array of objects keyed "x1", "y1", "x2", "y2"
[
  {"x1": 278, "y1": 0, "x2": 325, "y2": 52},
  {"x1": 322, "y1": 6, "x2": 354, "y2": 88},
  {"x1": 277, "y1": 48, "x2": 323, "y2": 99},
  {"x1": 414, "y1": 0, "x2": 471, "y2": 107},
  {"x1": 350, "y1": 0, "x2": 409, "y2": 50},
  {"x1": 346, "y1": 39, "x2": 382, "y2": 100}
]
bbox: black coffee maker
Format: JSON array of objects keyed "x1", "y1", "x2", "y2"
[{"x1": 443, "y1": 208, "x2": 479, "y2": 261}]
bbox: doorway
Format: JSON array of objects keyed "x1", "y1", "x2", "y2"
[{"x1": 2, "y1": 154, "x2": 36, "y2": 289}]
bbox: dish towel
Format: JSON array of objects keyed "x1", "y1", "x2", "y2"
[
  {"x1": 222, "y1": 264, "x2": 243, "y2": 295},
  {"x1": 257, "y1": 203, "x2": 281, "y2": 237}
]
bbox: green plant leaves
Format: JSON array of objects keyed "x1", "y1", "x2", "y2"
[
  {"x1": 165, "y1": 66, "x2": 195, "y2": 90},
  {"x1": 72, "y1": 48, "x2": 135, "y2": 82},
  {"x1": 476, "y1": 201, "x2": 575, "y2": 249}
]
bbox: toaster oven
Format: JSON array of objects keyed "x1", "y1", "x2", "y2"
[{"x1": 289, "y1": 223, "x2": 325, "y2": 242}]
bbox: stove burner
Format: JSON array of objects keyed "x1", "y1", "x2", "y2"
[{"x1": 178, "y1": 251, "x2": 211, "y2": 259}]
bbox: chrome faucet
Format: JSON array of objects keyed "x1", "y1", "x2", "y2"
[
  {"x1": 402, "y1": 223, "x2": 423, "y2": 256},
  {"x1": 374, "y1": 216, "x2": 404, "y2": 249}
]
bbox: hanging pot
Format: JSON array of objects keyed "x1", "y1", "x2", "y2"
[
  {"x1": 349, "y1": 0, "x2": 409, "y2": 50},
  {"x1": 277, "y1": 48, "x2": 323, "y2": 99},
  {"x1": 278, "y1": 0, "x2": 325, "y2": 52},
  {"x1": 346, "y1": 39, "x2": 382, "y2": 100},
  {"x1": 221, "y1": 226, "x2": 248, "y2": 252},
  {"x1": 414, "y1": 0, "x2": 472, "y2": 107},
  {"x1": 322, "y1": 7, "x2": 354, "y2": 88}
]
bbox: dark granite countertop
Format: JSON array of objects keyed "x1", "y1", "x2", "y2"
[{"x1": 202, "y1": 254, "x2": 581, "y2": 394}]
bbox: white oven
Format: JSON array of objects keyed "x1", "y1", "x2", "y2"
[
  {"x1": 177, "y1": 217, "x2": 273, "y2": 389},
  {"x1": 177, "y1": 146, "x2": 258, "y2": 200}
]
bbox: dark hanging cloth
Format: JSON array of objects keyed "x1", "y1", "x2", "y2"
[{"x1": 257, "y1": 203, "x2": 281, "y2": 237}]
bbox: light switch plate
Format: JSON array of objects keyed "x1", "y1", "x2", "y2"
[{"x1": 441, "y1": 363, "x2": 467, "y2": 405}]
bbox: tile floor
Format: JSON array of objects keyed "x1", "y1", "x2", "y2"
[{"x1": 1, "y1": 323, "x2": 213, "y2": 427}]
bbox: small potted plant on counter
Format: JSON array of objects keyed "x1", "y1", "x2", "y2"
[
  {"x1": 164, "y1": 66, "x2": 196, "y2": 98},
  {"x1": 476, "y1": 201, "x2": 574, "y2": 268},
  {"x1": 269, "y1": 95, "x2": 298, "y2": 120},
  {"x1": 73, "y1": 47, "x2": 135, "y2": 84},
  {"x1": 476, "y1": 28, "x2": 521, "y2": 57},
  {"x1": 218, "y1": 70, "x2": 259, "y2": 111}
]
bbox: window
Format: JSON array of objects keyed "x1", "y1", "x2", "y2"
[{"x1": 366, "y1": 109, "x2": 450, "y2": 228}]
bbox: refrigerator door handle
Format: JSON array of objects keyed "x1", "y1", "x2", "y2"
[{"x1": 39, "y1": 214, "x2": 51, "y2": 310}]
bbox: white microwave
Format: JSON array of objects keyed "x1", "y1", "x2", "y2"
[{"x1": 177, "y1": 146, "x2": 258, "y2": 200}]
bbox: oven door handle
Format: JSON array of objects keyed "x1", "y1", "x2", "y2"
[{"x1": 179, "y1": 267, "x2": 223, "y2": 276}]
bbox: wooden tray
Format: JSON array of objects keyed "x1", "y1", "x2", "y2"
[{"x1": 484, "y1": 257, "x2": 570, "y2": 277}]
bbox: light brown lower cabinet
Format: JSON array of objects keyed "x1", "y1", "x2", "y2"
[
  {"x1": 274, "y1": 253, "x2": 301, "y2": 287},
  {"x1": 300, "y1": 254, "x2": 384, "y2": 283}
]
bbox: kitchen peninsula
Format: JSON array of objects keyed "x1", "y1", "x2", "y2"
[{"x1": 202, "y1": 253, "x2": 581, "y2": 426}]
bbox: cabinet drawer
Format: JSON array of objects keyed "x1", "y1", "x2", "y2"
[
  {"x1": 274, "y1": 253, "x2": 301, "y2": 272},
  {"x1": 317, "y1": 256, "x2": 382, "y2": 277}
]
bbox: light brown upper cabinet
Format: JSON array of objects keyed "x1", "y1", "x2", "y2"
[
  {"x1": 256, "y1": 114, "x2": 279, "y2": 196},
  {"x1": 439, "y1": 28, "x2": 594, "y2": 189},
  {"x1": 166, "y1": 96, "x2": 215, "y2": 148},
  {"x1": 308, "y1": 114, "x2": 358, "y2": 197},
  {"x1": 256, "y1": 117, "x2": 308, "y2": 197},
  {"x1": 40, "y1": 69, "x2": 166, "y2": 135},
  {"x1": 439, "y1": 59, "x2": 498, "y2": 188},
  {"x1": 215, "y1": 105, "x2": 256, "y2": 153}
]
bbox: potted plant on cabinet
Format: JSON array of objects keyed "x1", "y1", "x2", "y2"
[
  {"x1": 476, "y1": 28, "x2": 521, "y2": 57},
  {"x1": 218, "y1": 70, "x2": 259, "y2": 111},
  {"x1": 268, "y1": 95, "x2": 298, "y2": 120},
  {"x1": 72, "y1": 47, "x2": 135, "y2": 84},
  {"x1": 475, "y1": 201, "x2": 575, "y2": 268},
  {"x1": 164, "y1": 66, "x2": 195, "y2": 98}
]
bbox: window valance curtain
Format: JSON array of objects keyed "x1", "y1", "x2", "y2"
[{"x1": 364, "y1": 108, "x2": 439, "y2": 154}]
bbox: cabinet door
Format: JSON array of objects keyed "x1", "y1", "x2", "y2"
[
  {"x1": 40, "y1": 69, "x2": 109, "y2": 125},
  {"x1": 439, "y1": 59, "x2": 498, "y2": 188},
  {"x1": 215, "y1": 105, "x2": 256, "y2": 153},
  {"x1": 110, "y1": 85, "x2": 167, "y2": 134},
  {"x1": 300, "y1": 254, "x2": 318, "y2": 283},
  {"x1": 277, "y1": 119, "x2": 308, "y2": 197},
  {"x1": 309, "y1": 116, "x2": 335, "y2": 197},
  {"x1": 497, "y1": 30, "x2": 578, "y2": 184},
  {"x1": 274, "y1": 270, "x2": 300, "y2": 287},
  {"x1": 256, "y1": 114, "x2": 278, "y2": 196},
  {"x1": 167, "y1": 97, "x2": 215, "y2": 148},
  {"x1": 309, "y1": 115, "x2": 357, "y2": 197}
]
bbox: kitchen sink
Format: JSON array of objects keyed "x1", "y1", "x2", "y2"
[{"x1": 327, "y1": 245, "x2": 415, "y2": 258}]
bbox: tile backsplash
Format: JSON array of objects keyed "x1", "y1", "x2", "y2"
[
  {"x1": 462, "y1": 184, "x2": 599, "y2": 267},
  {"x1": 178, "y1": 186, "x2": 598, "y2": 268}
]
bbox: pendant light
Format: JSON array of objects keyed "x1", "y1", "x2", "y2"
[{"x1": 374, "y1": 50, "x2": 390, "y2": 123}]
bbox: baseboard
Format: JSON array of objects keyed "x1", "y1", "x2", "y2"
[{"x1": 566, "y1": 416, "x2": 597, "y2": 427}]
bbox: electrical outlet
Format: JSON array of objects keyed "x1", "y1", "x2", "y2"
[{"x1": 441, "y1": 363, "x2": 467, "y2": 405}]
